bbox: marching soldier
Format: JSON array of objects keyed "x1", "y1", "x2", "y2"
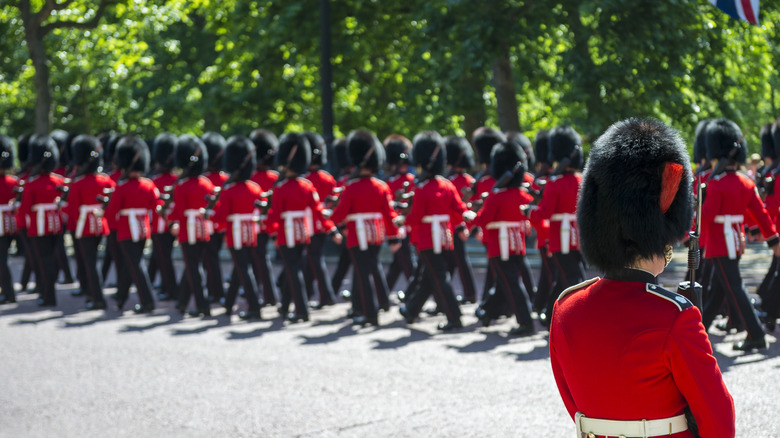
[
  {"x1": 384, "y1": 134, "x2": 417, "y2": 293},
  {"x1": 15, "y1": 134, "x2": 36, "y2": 295},
  {"x1": 551, "y1": 117, "x2": 734, "y2": 438},
  {"x1": 329, "y1": 137, "x2": 354, "y2": 299},
  {"x1": 101, "y1": 134, "x2": 125, "y2": 287},
  {"x1": 531, "y1": 130, "x2": 553, "y2": 314},
  {"x1": 0, "y1": 136, "x2": 17, "y2": 304},
  {"x1": 201, "y1": 132, "x2": 228, "y2": 304},
  {"x1": 148, "y1": 133, "x2": 179, "y2": 302},
  {"x1": 49, "y1": 129, "x2": 75, "y2": 285}
]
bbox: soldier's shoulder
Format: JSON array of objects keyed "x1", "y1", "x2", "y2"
[
  {"x1": 644, "y1": 283, "x2": 693, "y2": 311},
  {"x1": 558, "y1": 277, "x2": 599, "y2": 300}
]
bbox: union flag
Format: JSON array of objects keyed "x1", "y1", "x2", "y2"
[{"x1": 709, "y1": 0, "x2": 760, "y2": 25}]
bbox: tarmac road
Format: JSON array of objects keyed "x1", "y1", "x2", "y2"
[{"x1": 1, "y1": 242, "x2": 779, "y2": 437}]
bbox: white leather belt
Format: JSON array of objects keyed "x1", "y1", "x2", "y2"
[
  {"x1": 575, "y1": 412, "x2": 688, "y2": 438},
  {"x1": 0, "y1": 204, "x2": 13, "y2": 237},
  {"x1": 281, "y1": 209, "x2": 312, "y2": 248},
  {"x1": 486, "y1": 221, "x2": 523, "y2": 261},
  {"x1": 346, "y1": 212, "x2": 383, "y2": 250},
  {"x1": 551, "y1": 212, "x2": 577, "y2": 254},
  {"x1": 714, "y1": 214, "x2": 744, "y2": 260},
  {"x1": 227, "y1": 213, "x2": 258, "y2": 250},
  {"x1": 32, "y1": 203, "x2": 58, "y2": 236},
  {"x1": 422, "y1": 214, "x2": 450, "y2": 254},
  {"x1": 76, "y1": 203, "x2": 102, "y2": 239},
  {"x1": 184, "y1": 208, "x2": 205, "y2": 245},
  {"x1": 119, "y1": 208, "x2": 148, "y2": 242}
]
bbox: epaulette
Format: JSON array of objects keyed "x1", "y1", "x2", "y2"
[
  {"x1": 548, "y1": 174, "x2": 563, "y2": 182},
  {"x1": 710, "y1": 172, "x2": 727, "y2": 181},
  {"x1": 223, "y1": 182, "x2": 237, "y2": 190},
  {"x1": 557, "y1": 277, "x2": 599, "y2": 300},
  {"x1": 416, "y1": 179, "x2": 431, "y2": 188},
  {"x1": 644, "y1": 283, "x2": 693, "y2": 311}
]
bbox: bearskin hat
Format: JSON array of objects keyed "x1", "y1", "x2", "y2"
[
  {"x1": 304, "y1": 131, "x2": 327, "y2": 167},
  {"x1": 277, "y1": 132, "x2": 311, "y2": 174},
  {"x1": 50, "y1": 129, "x2": 70, "y2": 168},
  {"x1": 506, "y1": 131, "x2": 534, "y2": 170},
  {"x1": 249, "y1": 129, "x2": 278, "y2": 167},
  {"x1": 490, "y1": 140, "x2": 527, "y2": 188},
  {"x1": 115, "y1": 136, "x2": 150, "y2": 173},
  {"x1": 472, "y1": 127, "x2": 506, "y2": 165},
  {"x1": 347, "y1": 129, "x2": 384, "y2": 173},
  {"x1": 761, "y1": 123, "x2": 775, "y2": 160},
  {"x1": 412, "y1": 131, "x2": 446, "y2": 176},
  {"x1": 0, "y1": 135, "x2": 14, "y2": 170},
  {"x1": 176, "y1": 135, "x2": 208, "y2": 177},
  {"x1": 224, "y1": 135, "x2": 256, "y2": 182},
  {"x1": 152, "y1": 133, "x2": 177, "y2": 169},
  {"x1": 17, "y1": 134, "x2": 31, "y2": 166},
  {"x1": 384, "y1": 134, "x2": 413, "y2": 167},
  {"x1": 705, "y1": 118, "x2": 747, "y2": 164},
  {"x1": 534, "y1": 130, "x2": 551, "y2": 167},
  {"x1": 201, "y1": 132, "x2": 227, "y2": 170},
  {"x1": 772, "y1": 118, "x2": 780, "y2": 159},
  {"x1": 70, "y1": 134, "x2": 102, "y2": 174},
  {"x1": 445, "y1": 135, "x2": 475, "y2": 170},
  {"x1": 27, "y1": 134, "x2": 60, "y2": 173},
  {"x1": 105, "y1": 134, "x2": 124, "y2": 168},
  {"x1": 332, "y1": 137, "x2": 350, "y2": 174},
  {"x1": 577, "y1": 118, "x2": 693, "y2": 274},
  {"x1": 549, "y1": 125, "x2": 583, "y2": 169},
  {"x1": 692, "y1": 119, "x2": 711, "y2": 164}
]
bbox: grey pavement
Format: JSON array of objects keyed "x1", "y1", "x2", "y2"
[{"x1": 1, "y1": 241, "x2": 779, "y2": 437}]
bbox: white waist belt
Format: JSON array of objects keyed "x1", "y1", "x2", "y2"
[
  {"x1": 281, "y1": 209, "x2": 312, "y2": 248},
  {"x1": 422, "y1": 214, "x2": 450, "y2": 254},
  {"x1": 575, "y1": 412, "x2": 687, "y2": 438},
  {"x1": 551, "y1": 213, "x2": 576, "y2": 254},
  {"x1": 119, "y1": 208, "x2": 148, "y2": 242},
  {"x1": 228, "y1": 213, "x2": 258, "y2": 249},
  {"x1": 32, "y1": 203, "x2": 58, "y2": 236},
  {"x1": 76, "y1": 204, "x2": 102, "y2": 239},
  {"x1": 184, "y1": 209, "x2": 205, "y2": 245},
  {"x1": 486, "y1": 221, "x2": 523, "y2": 261},
  {"x1": 346, "y1": 212, "x2": 383, "y2": 250},
  {"x1": 714, "y1": 214, "x2": 744, "y2": 260},
  {"x1": 0, "y1": 204, "x2": 13, "y2": 237}
]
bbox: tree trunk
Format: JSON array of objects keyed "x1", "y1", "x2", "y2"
[
  {"x1": 491, "y1": 48, "x2": 520, "y2": 133},
  {"x1": 25, "y1": 24, "x2": 52, "y2": 135},
  {"x1": 460, "y1": 72, "x2": 487, "y2": 141}
]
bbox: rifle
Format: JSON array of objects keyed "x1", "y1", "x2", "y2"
[
  {"x1": 677, "y1": 182, "x2": 704, "y2": 309},
  {"x1": 155, "y1": 185, "x2": 175, "y2": 216},
  {"x1": 56, "y1": 178, "x2": 73, "y2": 209},
  {"x1": 254, "y1": 191, "x2": 274, "y2": 217},
  {"x1": 96, "y1": 187, "x2": 115, "y2": 210}
]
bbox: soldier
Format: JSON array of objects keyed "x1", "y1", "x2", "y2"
[
  {"x1": 201, "y1": 132, "x2": 228, "y2": 304},
  {"x1": 101, "y1": 134, "x2": 125, "y2": 287},
  {"x1": 329, "y1": 137, "x2": 354, "y2": 298},
  {"x1": 699, "y1": 119, "x2": 780, "y2": 351},
  {"x1": 169, "y1": 135, "x2": 214, "y2": 317},
  {"x1": 63, "y1": 134, "x2": 115, "y2": 310},
  {"x1": 384, "y1": 134, "x2": 416, "y2": 293},
  {"x1": 330, "y1": 129, "x2": 400, "y2": 326},
  {"x1": 531, "y1": 130, "x2": 553, "y2": 314},
  {"x1": 551, "y1": 117, "x2": 734, "y2": 438},
  {"x1": 211, "y1": 135, "x2": 264, "y2": 320},
  {"x1": 49, "y1": 129, "x2": 75, "y2": 286},
  {"x1": 399, "y1": 131, "x2": 474, "y2": 331},
  {"x1": 14, "y1": 134, "x2": 36, "y2": 295},
  {"x1": 104, "y1": 136, "x2": 158, "y2": 313},
  {"x1": 527, "y1": 125, "x2": 586, "y2": 327},
  {"x1": 0, "y1": 136, "x2": 17, "y2": 304},
  {"x1": 148, "y1": 133, "x2": 179, "y2": 302}
]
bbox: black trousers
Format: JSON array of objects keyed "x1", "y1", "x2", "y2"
[
  {"x1": 544, "y1": 251, "x2": 586, "y2": 316},
  {"x1": 17, "y1": 230, "x2": 35, "y2": 291},
  {"x1": 178, "y1": 242, "x2": 209, "y2": 312},
  {"x1": 330, "y1": 241, "x2": 351, "y2": 293},
  {"x1": 75, "y1": 236, "x2": 104, "y2": 304},
  {"x1": 101, "y1": 231, "x2": 118, "y2": 285},
  {"x1": 151, "y1": 233, "x2": 177, "y2": 298},
  {"x1": 304, "y1": 233, "x2": 336, "y2": 304},
  {"x1": 278, "y1": 244, "x2": 308, "y2": 318},
  {"x1": 486, "y1": 256, "x2": 534, "y2": 327},
  {"x1": 116, "y1": 239, "x2": 155, "y2": 309},
  {"x1": 348, "y1": 245, "x2": 380, "y2": 321},
  {"x1": 703, "y1": 256, "x2": 765, "y2": 341},
  {"x1": 449, "y1": 236, "x2": 477, "y2": 302},
  {"x1": 225, "y1": 247, "x2": 261, "y2": 313},
  {"x1": 55, "y1": 232, "x2": 73, "y2": 283},
  {"x1": 405, "y1": 249, "x2": 461, "y2": 324},
  {"x1": 253, "y1": 233, "x2": 277, "y2": 305},
  {"x1": 203, "y1": 231, "x2": 225, "y2": 300},
  {"x1": 0, "y1": 235, "x2": 14, "y2": 300},
  {"x1": 386, "y1": 236, "x2": 416, "y2": 291},
  {"x1": 757, "y1": 255, "x2": 779, "y2": 303},
  {"x1": 29, "y1": 234, "x2": 59, "y2": 305},
  {"x1": 533, "y1": 246, "x2": 554, "y2": 312}
]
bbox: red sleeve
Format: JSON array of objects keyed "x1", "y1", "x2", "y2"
[
  {"x1": 104, "y1": 184, "x2": 121, "y2": 230},
  {"x1": 550, "y1": 301, "x2": 578, "y2": 419},
  {"x1": 309, "y1": 185, "x2": 334, "y2": 231},
  {"x1": 380, "y1": 183, "x2": 400, "y2": 237},
  {"x1": 746, "y1": 185, "x2": 778, "y2": 239},
  {"x1": 329, "y1": 185, "x2": 352, "y2": 226},
  {"x1": 448, "y1": 181, "x2": 468, "y2": 217},
  {"x1": 169, "y1": 184, "x2": 185, "y2": 223},
  {"x1": 471, "y1": 193, "x2": 498, "y2": 230},
  {"x1": 529, "y1": 179, "x2": 557, "y2": 222}
]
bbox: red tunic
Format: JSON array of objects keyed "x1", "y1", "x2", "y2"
[
  {"x1": 405, "y1": 176, "x2": 468, "y2": 252},
  {"x1": 0, "y1": 174, "x2": 18, "y2": 236},
  {"x1": 265, "y1": 177, "x2": 334, "y2": 248},
  {"x1": 249, "y1": 169, "x2": 279, "y2": 193},
  {"x1": 169, "y1": 176, "x2": 214, "y2": 244},
  {"x1": 212, "y1": 181, "x2": 262, "y2": 249},
  {"x1": 63, "y1": 173, "x2": 115, "y2": 238},
  {"x1": 528, "y1": 172, "x2": 582, "y2": 254},
  {"x1": 203, "y1": 171, "x2": 228, "y2": 232},
  {"x1": 701, "y1": 170, "x2": 778, "y2": 259},
  {"x1": 18, "y1": 173, "x2": 64, "y2": 236},
  {"x1": 303, "y1": 169, "x2": 337, "y2": 233},
  {"x1": 330, "y1": 176, "x2": 399, "y2": 249},
  {"x1": 475, "y1": 174, "x2": 496, "y2": 198},
  {"x1": 151, "y1": 172, "x2": 178, "y2": 234},
  {"x1": 387, "y1": 172, "x2": 416, "y2": 198},
  {"x1": 551, "y1": 276, "x2": 735, "y2": 438},
  {"x1": 104, "y1": 177, "x2": 159, "y2": 242},
  {"x1": 471, "y1": 187, "x2": 534, "y2": 259}
]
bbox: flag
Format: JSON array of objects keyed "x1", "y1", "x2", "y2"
[{"x1": 709, "y1": 0, "x2": 760, "y2": 25}]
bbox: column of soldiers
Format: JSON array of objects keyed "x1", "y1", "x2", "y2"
[{"x1": 1, "y1": 119, "x2": 779, "y2": 350}]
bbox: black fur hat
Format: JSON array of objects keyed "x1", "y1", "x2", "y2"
[
  {"x1": 445, "y1": 135, "x2": 475, "y2": 169},
  {"x1": 534, "y1": 130, "x2": 551, "y2": 167},
  {"x1": 17, "y1": 134, "x2": 31, "y2": 166},
  {"x1": 27, "y1": 134, "x2": 60, "y2": 173},
  {"x1": 249, "y1": 129, "x2": 278, "y2": 167},
  {"x1": 472, "y1": 127, "x2": 506, "y2": 165},
  {"x1": 201, "y1": 132, "x2": 227, "y2": 170},
  {"x1": 577, "y1": 118, "x2": 693, "y2": 274},
  {"x1": 347, "y1": 129, "x2": 384, "y2": 173},
  {"x1": 50, "y1": 129, "x2": 70, "y2": 167},
  {"x1": 277, "y1": 132, "x2": 311, "y2": 174},
  {"x1": 506, "y1": 131, "x2": 533, "y2": 169},
  {"x1": 224, "y1": 135, "x2": 256, "y2": 182},
  {"x1": 412, "y1": 131, "x2": 446, "y2": 176},
  {"x1": 384, "y1": 134, "x2": 413, "y2": 167},
  {"x1": 115, "y1": 136, "x2": 150, "y2": 173},
  {"x1": 105, "y1": 134, "x2": 124, "y2": 168},
  {"x1": 176, "y1": 135, "x2": 208, "y2": 177},
  {"x1": 152, "y1": 133, "x2": 177, "y2": 169},
  {"x1": 332, "y1": 137, "x2": 350, "y2": 174},
  {"x1": 0, "y1": 135, "x2": 14, "y2": 170},
  {"x1": 705, "y1": 118, "x2": 747, "y2": 164},
  {"x1": 70, "y1": 134, "x2": 102, "y2": 174},
  {"x1": 490, "y1": 140, "x2": 527, "y2": 188},
  {"x1": 772, "y1": 119, "x2": 780, "y2": 159},
  {"x1": 692, "y1": 119, "x2": 711, "y2": 163},
  {"x1": 760, "y1": 122, "x2": 775, "y2": 160},
  {"x1": 304, "y1": 131, "x2": 327, "y2": 167},
  {"x1": 549, "y1": 125, "x2": 583, "y2": 169}
]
